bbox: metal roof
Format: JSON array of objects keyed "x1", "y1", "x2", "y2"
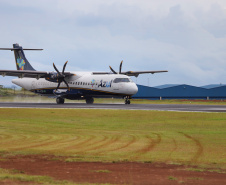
[
  {"x1": 200, "y1": 84, "x2": 226, "y2": 89},
  {"x1": 133, "y1": 84, "x2": 226, "y2": 100},
  {"x1": 153, "y1": 84, "x2": 183, "y2": 89}
]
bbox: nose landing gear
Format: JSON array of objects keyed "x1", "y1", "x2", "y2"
[{"x1": 125, "y1": 96, "x2": 131, "y2": 104}]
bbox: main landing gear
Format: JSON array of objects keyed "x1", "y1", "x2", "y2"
[
  {"x1": 86, "y1": 97, "x2": 94, "y2": 104},
  {"x1": 56, "y1": 97, "x2": 65, "y2": 104},
  {"x1": 125, "y1": 96, "x2": 131, "y2": 104}
]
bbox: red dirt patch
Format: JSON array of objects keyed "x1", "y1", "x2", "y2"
[{"x1": 0, "y1": 155, "x2": 225, "y2": 185}]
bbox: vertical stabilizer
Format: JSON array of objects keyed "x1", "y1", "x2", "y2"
[{"x1": 13, "y1": 43, "x2": 36, "y2": 71}]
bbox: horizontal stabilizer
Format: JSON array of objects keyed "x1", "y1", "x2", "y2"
[
  {"x1": 0, "y1": 48, "x2": 43, "y2": 50},
  {"x1": 0, "y1": 69, "x2": 72, "y2": 79}
]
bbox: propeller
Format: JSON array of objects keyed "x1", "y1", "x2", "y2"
[
  {"x1": 109, "y1": 60, "x2": 123, "y2": 74},
  {"x1": 53, "y1": 61, "x2": 70, "y2": 91}
]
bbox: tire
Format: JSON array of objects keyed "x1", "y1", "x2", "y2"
[
  {"x1": 56, "y1": 97, "x2": 64, "y2": 104},
  {"x1": 125, "y1": 99, "x2": 131, "y2": 104},
  {"x1": 86, "y1": 97, "x2": 94, "y2": 104}
]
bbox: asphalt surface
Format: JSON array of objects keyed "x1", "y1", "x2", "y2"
[{"x1": 0, "y1": 102, "x2": 226, "y2": 112}]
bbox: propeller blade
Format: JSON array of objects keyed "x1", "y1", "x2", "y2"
[
  {"x1": 119, "y1": 60, "x2": 123, "y2": 74},
  {"x1": 53, "y1": 62, "x2": 70, "y2": 91},
  {"x1": 62, "y1": 61, "x2": 68, "y2": 74},
  {"x1": 56, "y1": 82, "x2": 61, "y2": 90},
  {"x1": 53, "y1": 63, "x2": 61, "y2": 75},
  {"x1": 109, "y1": 66, "x2": 117, "y2": 74},
  {"x1": 63, "y1": 79, "x2": 70, "y2": 91}
]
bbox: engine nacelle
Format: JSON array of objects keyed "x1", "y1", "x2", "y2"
[{"x1": 45, "y1": 72, "x2": 59, "y2": 82}]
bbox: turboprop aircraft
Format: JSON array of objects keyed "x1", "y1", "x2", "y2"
[{"x1": 0, "y1": 44, "x2": 168, "y2": 104}]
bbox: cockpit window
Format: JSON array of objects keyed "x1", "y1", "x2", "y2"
[{"x1": 113, "y1": 78, "x2": 131, "y2": 83}]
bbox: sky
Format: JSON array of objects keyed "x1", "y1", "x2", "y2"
[{"x1": 0, "y1": 0, "x2": 226, "y2": 87}]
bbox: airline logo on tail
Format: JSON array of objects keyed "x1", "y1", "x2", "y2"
[{"x1": 17, "y1": 57, "x2": 25, "y2": 70}]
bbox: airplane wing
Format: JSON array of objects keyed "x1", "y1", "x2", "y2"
[
  {"x1": 0, "y1": 69, "x2": 72, "y2": 79},
  {"x1": 93, "y1": 70, "x2": 168, "y2": 77},
  {"x1": 121, "y1": 70, "x2": 168, "y2": 77}
]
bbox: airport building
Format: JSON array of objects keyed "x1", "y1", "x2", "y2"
[{"x1": 133, "y1": 84, "x2": 226, "y2": 100}]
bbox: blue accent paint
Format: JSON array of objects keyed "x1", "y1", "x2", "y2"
[
  {"x1": 16, "y1": 57, "x2": 25, "y2": 70},
  {"x1": 33, "y1": 87, "x2": 129, "y2": 99}
]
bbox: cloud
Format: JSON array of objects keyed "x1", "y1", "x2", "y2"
[{"x1": 0, "y1": 0, "x2": 226, "y2": 87}]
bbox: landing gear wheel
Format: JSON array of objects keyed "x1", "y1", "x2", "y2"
[
  {"x1": 56, "y1": 97, "x2": 65, "y2": 104},
  {"x1": 125, "y1": 99, "x2": 130, "y2": 104},
  {"x1": 86, "y1": 97, "x2": 94, "y2": 104}
]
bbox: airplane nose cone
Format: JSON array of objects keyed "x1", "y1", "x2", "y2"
[{"x1": 131, "y1": 83, "x2": 138, "y2": 95}]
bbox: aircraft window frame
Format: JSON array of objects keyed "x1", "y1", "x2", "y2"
[{"x1": 113, "y1": 78, "x2": 130, "y2": 83}]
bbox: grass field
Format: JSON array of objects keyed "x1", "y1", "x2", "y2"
[{"x1": 0, "y1": 108, "x2": 225, "y2": 170}]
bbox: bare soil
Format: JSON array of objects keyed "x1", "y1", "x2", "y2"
[{"x1": 0, "y1": 155, "x2": 225, "y2": 185}]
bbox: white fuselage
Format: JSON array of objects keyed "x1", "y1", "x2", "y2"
[{"x1": 12, "y1": 72, "x2": 138, "y2": 99}]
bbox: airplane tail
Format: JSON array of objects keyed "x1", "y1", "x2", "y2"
[
  {"x1": 0, "y1": 43, "x2": 43, "y2": 71},
  {"x1": 13, "y1": 43, "x2": 36, "y2": 71}
]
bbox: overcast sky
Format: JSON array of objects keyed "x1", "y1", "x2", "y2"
[{"x1": 0, "y1": 0, "x2": 226, "y2": 87}]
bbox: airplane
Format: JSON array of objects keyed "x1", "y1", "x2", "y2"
[{"x1": 0, "y1": 44, "x2": 168, "y2": 104}]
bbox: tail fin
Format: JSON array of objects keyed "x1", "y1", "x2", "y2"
[
  {"x1": 0, "y1": 43, "x2": 43, "y2": 71},
  {"x1": 13, "y1": 43, "x2": 36, "y2": 71}
]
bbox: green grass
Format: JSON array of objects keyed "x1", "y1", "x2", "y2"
[
  {"x1": 91, "y1": 170, "x2": 111, "y2": 173},
  {"x1": 168, "y1": 176, "x2": 177, "y2": 180},
  {"x1": 0, "y1": 108, "x2": 225, "y2": 170},
  {"x1": 187, "y1": 177, "x2": 203, "y2": 180},
  {"x1": 186, "y1": 168, "x2": 226, "y2": 173},
  {"x1": 0, "y1": 168, "x2": 74, "y2": 184},
  {"x1": 131, "y1": 98, "x2": 226, "y2": 105},
  {"x1": 0, "y1": 168, "x2": 112, "y2": 184}
]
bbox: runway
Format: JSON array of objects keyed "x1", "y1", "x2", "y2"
[{"x1": 0, "y1": 102, "x2": 226, "y2": 112}]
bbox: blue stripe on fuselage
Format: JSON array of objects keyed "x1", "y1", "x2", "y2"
[{"x1": 31, "y1": 87, "x2": 130, "y2": 99}]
